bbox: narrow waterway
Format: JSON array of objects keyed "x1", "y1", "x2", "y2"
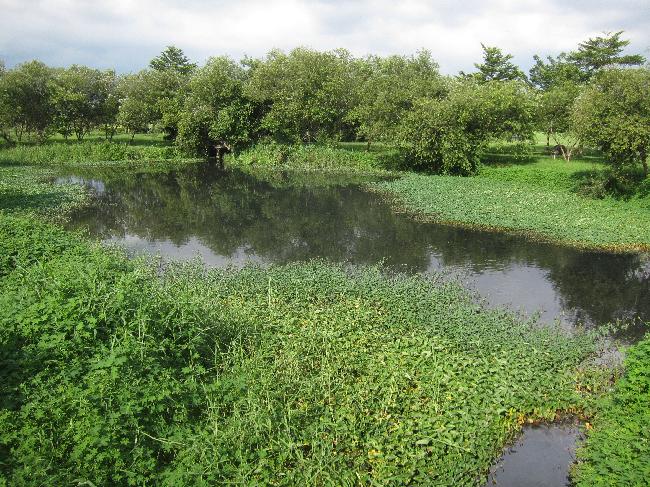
[{"x1": 58, "y1": 164, "x2": 650, "y2": 341}]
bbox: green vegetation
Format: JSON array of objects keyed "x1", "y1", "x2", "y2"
[
  {"x1": 0, "y1": 161, "x2": 606, "y2": 485},
  {"x1": 574, "y1": 336, "x2": 650, "y2": 485},
  {"x1": 1, "y1": 30, "x2": 649, "y2": 486},
  {"x1": 0, "y1": 216, "x2": 601, "y2": 485},
  {"x1": 230, "y1": 143, "x2": 393, "y2": 173},
  {"x1": 0, "y1": 139, "x2": 187, "y2": 165},
  {"x1": 374, "y1": 156, "x2": 650, "y2": 251},
  {"x1": 1, "y1": 33, "x2": 647, "y2": 176}
]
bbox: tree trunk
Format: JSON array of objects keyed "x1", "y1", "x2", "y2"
[
  {"x1": 366, "y1": 140, "x2": 371, "y2": 152},
  {"x1": 129, "y1": 133, "x2": 135, "y2": 145},
  {"x1": 641, "y1": 148, "x2": 648, "y2": 178}
]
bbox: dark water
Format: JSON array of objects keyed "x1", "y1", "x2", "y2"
[
  {"x1": 58, "y1": 164, "x2": 650, "y2": 338},
  {"x1": 485, "y1": 424, "x2": 583, "y2": 487}
]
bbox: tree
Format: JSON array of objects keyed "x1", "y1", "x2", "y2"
[
  {"x1": 52, "y1": 65, "x2": 115, "y2": 140},
  {"x1": 468, "y1": 44, "x2": 527, "y2": 83},
  {"x1": 176, "y1": 56, "x2": 256, "y2": 157},
  {"x1": 117, "y1": 72, "x2": 159, "y2": 142},
  {"x1": 150, "y1": 46, "x2": 197, "y2": 75},
  {"x1": 536, "y1": 81, "x2": 582, "y2": 156},
  {"x1": 573, "y1": 68, "x2": 650, "y2": 178},
  {"x1": 567, "y1": 31, "x2": 645, "y2": 78},
  {"x1": 96, "y1": 70, "x2": 120, "y2": 140},
  {"x1": 349, "y1": 50, "x2": 446, "y2": 149},
  {"x1": 529, "y1": 53, "x2": 585, "y2": 90},
  {"x1": 0, "y1": 64, "x2": 13, "y2": 145},
  {"x1": 398, "y1": 79, "x2": 535, "y2": 174},
  {"x1": 0, "y1": 60, "x2": 55, "y2": 142},
  {"x1": 245, "y1": 48, "x2": 358, "y2": 143}
]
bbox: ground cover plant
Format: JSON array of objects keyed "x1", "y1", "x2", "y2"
[
  {"x1": 0, "y1": 139, "x2": 187, "y2": 165},
  {"x1": 373, "y1": 155, "x2": 650, "y2": 252},
  {"x1": 0, "y1": 164, "x2": 609, "y2": 485},
  {"x1": 573, "y1": 334, "x2": 650, "y2": 485}
]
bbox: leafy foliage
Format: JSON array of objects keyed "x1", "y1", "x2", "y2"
[
  {"x1": 176, "y1": 56, "x2": 255, "y2": 155},
  {"x1": 567, "y1": 31, "x2": 646, "y2": 77},
  {"x1": 469, "y1": 44, "x2": 527, "y2": 83},
  {"x1": 245, "y1": 48, "x2": 358, "y2": 143},
  {"x1": 573, "y1": 68, "x2": 650, "y2": 178},
  {"x1": 150, "y1": 46, "x2": 197, "y2": 75},
  {"x1": 574, "y1": 335, "x2": 650, "y2": 486},
  {"x1": 397, "y1": 80, "x2": 535, "y2": 174},
  {"x1": 0, "y1": 210, "x2": 599, "y2": 485},
  {"x1": 349, "y1": 50, "x2": 445, "y2": 146}
]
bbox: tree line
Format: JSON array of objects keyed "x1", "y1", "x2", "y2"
[{"x1": 0, "y1": 33, "x2": 648, "y2": 177}]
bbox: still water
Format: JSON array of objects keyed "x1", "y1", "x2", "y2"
[{"x1": 58, "y1": 164, "x2": 650, "y2": 338}]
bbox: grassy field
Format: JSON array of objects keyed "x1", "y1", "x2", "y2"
[
  {"x1": 374, "y1": 156, "x2": 650, "y2": 252},
  {"x1": 0, "y1": 161, "x2": 609, "y2": 485}
]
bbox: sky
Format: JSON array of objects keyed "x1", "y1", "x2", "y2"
[{"x1": 1, "y1": 0, "x2": 649, "y2": 74}]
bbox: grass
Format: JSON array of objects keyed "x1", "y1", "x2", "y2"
[
  {"x1": 0, "y1": 160, "x2": 609, "y2": 486},
  {"x1": 373, "y1": 156, "x2": 650, "y2": 252},
  {"x1": 229, "y1": 143, "x2": 395, "y2": 175},
  {"x1": 573, "y1": 336, "x2": 650, "y2": 486}
]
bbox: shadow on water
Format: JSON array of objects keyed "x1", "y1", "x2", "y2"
[{"x1": 57, "y1": 163, "x2": 650, "y2": 339}]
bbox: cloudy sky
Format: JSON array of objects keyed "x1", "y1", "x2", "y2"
[{"x1": 1, "y1": 0, "x2": 648, "y2": 74}]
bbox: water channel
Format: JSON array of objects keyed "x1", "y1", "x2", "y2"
[{"x1": 56, "y1": 163, "x2": 649, "y2": 486}]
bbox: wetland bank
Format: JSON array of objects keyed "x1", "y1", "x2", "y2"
[{"x1": 2, "y1": 33, "x2": 650, "y2": 486}]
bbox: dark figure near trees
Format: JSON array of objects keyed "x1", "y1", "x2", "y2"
[
  {"x1": 551, "y1": 144, "x2": 568, "y2": 160},
  {"x1": 207, "y1": 141, "x2": 231, "y2": 167}
]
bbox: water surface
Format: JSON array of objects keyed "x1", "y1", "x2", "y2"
[{"x1": 59, "y1": 164, "x2": 650, "y2": 337}]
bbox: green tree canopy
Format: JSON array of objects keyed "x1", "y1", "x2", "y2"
[
  {"x1": 398, "y1": 79, "x2": 535, "y2": 174},
  {"x1": 117, "y1": 71, "x2": 160, "y2": 140},
  {"x1": 567, "y1": 31, "x2": 646, "y2": 77},
  {"x1": 349, "y1": 50, "x2": 445, "y2": 147},
  {"x1": 149, "y1": 46, "x2": 197, "y2": 75},
  {"x1": 468, "y1": 44, "x2": 527, "y2": 83},
  {"x1": 52, "y1": 65, "x2": 116, "y2": 140},
  {"x1": 529, "y1": 53, "x2": 585, "y2": 90},
  {"x1": 245, "y1": 48, "x2": 357, "y2": 143},
  {"x1": 0, "y1": 60, "x2": 55, "y2": 142},
  {"x1": 573, "y1": 68, "x2": 650, "y2": 178},
  {"x1": 177, "y1": 56, "x2": 255, "y2": 155}
]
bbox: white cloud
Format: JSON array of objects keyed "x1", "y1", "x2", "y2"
[{"x1": 0, "y1": 0, "x2": 648, "y2": 73}]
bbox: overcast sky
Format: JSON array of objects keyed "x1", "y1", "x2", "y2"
[{"x1": 1, "y1": 0, "x2": 649, "y2": 74}]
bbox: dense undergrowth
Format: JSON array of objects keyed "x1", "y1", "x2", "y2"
[
  {"x1": 229, "y1": 143, "x2": 395, "y2": 174},
  {"x1": 0, "y1": 214, "x2": 602, "y2": 485},
  {"x1": 0, "y1": 162, "x2": 608, "y2": 485},
  {"x1": 0, "y1": 140, "x2": 190, "y2": 165},
  {"x1": 573, "y1": 337, "x2": 650, "y2": 485}
]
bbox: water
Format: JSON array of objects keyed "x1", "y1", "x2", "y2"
[
  {"x1": 56, "y1": 163, "x2": 649, "y2": 485},
  {"x1": 485, "y1": 424, "x2": 583, "y2": 487},
  {"x1": 58, "y1": 164, "x2": 650, "y2": 338}
]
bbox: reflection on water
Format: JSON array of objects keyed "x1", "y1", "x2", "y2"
[{"x1": 58, "y1": 164, "x2": 650, "y2": 337}]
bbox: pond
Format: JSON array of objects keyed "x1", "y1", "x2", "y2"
[{"x1": 58, "y1": 163, "x2": 650, "y2": 341}]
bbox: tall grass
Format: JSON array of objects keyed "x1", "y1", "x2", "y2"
[
  {"x1": 230, "y1": 143, "x2": 394, "y2": 173},
  {"x1": 0, "y1": 141, "x2": 188, "y2": 165}
]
